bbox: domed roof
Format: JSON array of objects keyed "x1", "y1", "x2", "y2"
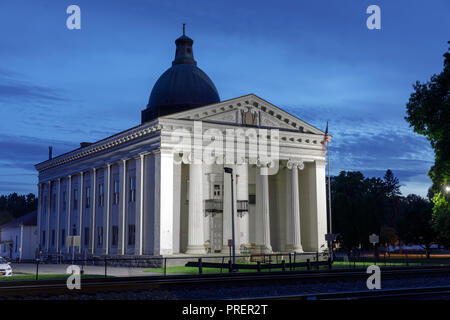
[{"x1": 142, "y1": 27, "x2": 220, "y2": 123}]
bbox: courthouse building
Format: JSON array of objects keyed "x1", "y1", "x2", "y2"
[{"x1": 35, "y1": 30, "x2": 329, "y2": 258}]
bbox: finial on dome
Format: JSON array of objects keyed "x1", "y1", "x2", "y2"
[{"x1": 173, "y1": 25, "x2": 196, "y2": 66}]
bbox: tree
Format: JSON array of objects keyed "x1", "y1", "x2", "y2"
[
  {"x1": 397, "y1": 194, "x2": 436, "y2": 257},
  {"x1": 431, "y1": 192, "x2": 450, "y2": 247},
  {"x1": 405, "y1": 43, "x2": 450, "y2": 194},
  {"x1": 0, "y1": 193, "x2": 38, "y2": 225}
]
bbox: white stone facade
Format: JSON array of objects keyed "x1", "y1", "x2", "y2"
[{"x1": 35, "y1": 94, "x2": 329, "y2": 257}]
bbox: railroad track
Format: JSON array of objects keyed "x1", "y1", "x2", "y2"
[
  {"x1": 0, "y1": 265, "x2": 449, "y2": 298},
  {"x1": 246, "y1": 285, "x2": 450, "y2": 300}
]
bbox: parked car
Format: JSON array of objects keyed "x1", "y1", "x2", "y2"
[{"x1": 0, "y1": 257, "x2": 12, "y2": 276}]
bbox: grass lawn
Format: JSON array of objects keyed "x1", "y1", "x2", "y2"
[{"x1": 143, "y1": 260, "x2": 421, "y2": 275}]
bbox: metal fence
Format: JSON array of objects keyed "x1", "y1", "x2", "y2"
[{"x1": 3, "y1": 249, "x2": 449, "y2": 281}]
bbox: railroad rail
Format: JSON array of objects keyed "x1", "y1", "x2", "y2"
[{"x1": 0, "y1": 265, "x2": 449, "y2": 298}]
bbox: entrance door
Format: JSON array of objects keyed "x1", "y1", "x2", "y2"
[{"x1": 212, "y1": 213, "x2": 223, "y2": 252}]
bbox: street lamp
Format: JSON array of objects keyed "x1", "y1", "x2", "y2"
[
  {"x1": 224, "y1": 167, "x2": 236, "y2": 269},
  {"x1": 445, "y1": 185, "x2": 450, "y2": 193}
]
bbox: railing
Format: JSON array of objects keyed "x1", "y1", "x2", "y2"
[{"x1": 3, "y1": 249, "x2": 449, "y2": 281}]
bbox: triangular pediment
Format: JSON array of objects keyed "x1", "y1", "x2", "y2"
[{"x1": 160, "y1": 94, "x2": 324, "y2": 135}]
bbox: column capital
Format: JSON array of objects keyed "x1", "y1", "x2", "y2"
[{"x1": 287, "y1": 159, "x2": 304, "y2": 170}]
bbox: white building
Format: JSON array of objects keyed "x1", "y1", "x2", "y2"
[
  {"x1": 0, "y1": 211, "x2": 38, "y2": 260},
  {"x1": 35, "y1": 30, "x2": 330, "y2": 258}
]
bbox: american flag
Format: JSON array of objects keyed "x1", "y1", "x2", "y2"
[{"x1": 321, "y1": 121, "x2": 329, "y2": 155}]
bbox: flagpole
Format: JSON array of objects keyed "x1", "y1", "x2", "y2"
[{"x1": 327, "y1": 141, "x2": 332, "y2": 235}]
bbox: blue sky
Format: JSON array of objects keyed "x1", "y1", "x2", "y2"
[{"x1": 0, "y1": 0, "x2": 448, "y2": 197}]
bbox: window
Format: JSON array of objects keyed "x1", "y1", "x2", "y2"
[
  {"x1": 114, "y1": 181, "x2": 120, "y2": 205},
  {"x1": 213, "y1": 184, "x2": 221, "y2": 198},
  {"x1": 129, "y1": 177, "x2": 136, "y2": 202},
  {"x1": 84, "y1": 227, "x2": 89, "y2": 246},
  {"x1": 62, "y1": 191, "x2": 66, "y2": 211},
  {"x1": 112, "y1": 226, "x2": 118, "y2": 246},
  {"x1": 128, "y1": 225, "x2": 136, "y2": 246},
  {"x1": 72, "y1": 224, "x2": 77, "y2": 236},
  {"x1": 86, "y1": 186, "x2": 91, "y2": 208},
  {"x1": 97, "y1": 227, "x2": 103, "y2": 247},
  {"x1": 61, "y1": 229, "x2": 66, "y2": 246},
  {"x1": 73, "y1": 189, "x2": 78, "y2": 210},
  {"x1": 99, "y1": 184, "x2": 104, "y2": 207},
  {"x1": 15, "y1": 236, "x2": 18, "y2": 252},
  {"x1": 51, "y1": 230, "x2": 55, "y2": 246},
  {"x1": 248, "y1": 184, "x2": 256, "y2": 204},
  {"x1": 52, "y1": 194, "x2": 56, "y2": 210},
  {"x1": 42, "y1": 231, "x2": 46, "y2": 246}
]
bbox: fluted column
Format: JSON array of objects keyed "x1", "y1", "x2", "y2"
[
  {"x1": 286, "y1": 159, "x2": 303, "y2": 252},
  {"x1": 91, "y1": 168, "x2": 97, "y2": 254},
  {"x1": 138, "y1": 154, "x2": 145, "y2": 255},
  {"x1": 255, "y1": 160, "x2": 272, "y2": 253},
  {"x1": 79, "y1": 171, "x2": 84, "y2": 253},
  {"x1": 186, "y1": 162, "x2": 206, "y2": 254},
  {"x1": 236, "y1": 160, "x2": 249, "y2": 247},
  {"x1": 120, "y1": 159, "x2": 127, "y2": 255},
  {"x1": 37, "y1": 183, "x2": 42, "y2": 251},
  {"x1": 56, "y1": 178, "x2": 61, "y2": 252},
  {"x1": 46, "y1": 181, "x2": 51, "y2": 251},
  {"x1": 66, "y1": 175, "x2": 72, "y2": 254},
  {"x1": 105, "y1": 164, "x2": 111, "y2": 255}
]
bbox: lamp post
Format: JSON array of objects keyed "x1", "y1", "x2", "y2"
[
  {"x1": 445, "y1": 185, "x2": 450, "y2": 193},
  {"x1": 224, "y1": 167, "x2": 236, "y2": 268}
]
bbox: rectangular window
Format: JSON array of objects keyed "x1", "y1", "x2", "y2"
[
  {"x1": 73, "y1": 189, "x2": 78, "y2": 210},
  {"x1": 97, "y1": 227, "x2": 103, "y2": 247},
  {"x1": 72, "y1": 225, "x2": 77, "y2": 236},
  {"x1": 128, "y1": 225, "x2": 136, "y2": 246},
  {"x1": 51, "y1": 230, "x2": 55, "y2": 246},
  {"x1": 52, "y1": 194, "x2": 56, "y2": 210},
  {"x1": 129, "y1": 177, "x2": 136, "y2": 202},
  {"x1": 213, "y1": 184, "x2": 221, "y2": 198},
  {"x1": 61, "y1": 229, "x2": 66, "y2": 246},
  {"x1": 15, "y1": 236, "x2": 18, "y2": 252},
  {"x1": 99, "y1": 183, "x2": 104, "y2": 207},
  {"x1": 112, "y1": 226, "x2": 118, "y2": 246},
  {"x1": 42, "y1": 231, "x2": 46, "y2": 246},
  {"x1": 62, "y1": 191, "x2": 67, "y2": 211},
  {"x1": 86, "y1": 186, "x2": 91, "y2": 208},
  {"x1": 248, "y1": 184, "x2": 256, "y2": 204},
  {"x1": 84, "y1": 227, "x2": 89, "y2": 246},
  {"x1": 114, "y1": 180, "x2": 120, "y2": 205}
]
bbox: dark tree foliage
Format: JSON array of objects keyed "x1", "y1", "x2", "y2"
[
  {"x1": 0, "y1": 193, "x2": 37, "y2": 225},
  {"x1": 405, "y1": 43, "x2": 450, "y2": 194},
  {"x1": 330, "y1": 170, "x2": 437, "y2": 250}
]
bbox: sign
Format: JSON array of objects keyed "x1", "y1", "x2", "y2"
[
  {"x1": 228, "y1": 239, "x2": 233, "y2": 247},
  {"x1": 369, "y1": 234, "x2": 379, "y2": 245},
  {"x1": 67, "y1": 235, "x2": 81, "y2": 247}
]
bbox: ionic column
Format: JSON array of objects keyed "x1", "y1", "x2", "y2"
[
  {"x1": 105, "y1": 164, "x2": 111, "y2": 255},
  {"x1": 79, "y1": 171, "x2": 84, "y2": 253},
  {"x1": 66, "y1": 175, "x2": 72, "y2": 254},
  {"x1": 46, "y1": 181, "x2": 51, "y2": 251},
  {"x1": 56, "y1": 178, "x2": 61, "y2": 252},
  {"x1": 286, "y1": 159, "x2": 304, "y2": 252},
  {"x1": 137, "y1": 154, "x2": 145, "y2": 255},
  {"x1": 91, "y1": 168, "x2": 97, "y2": 254},
  {"x1": 255, "y1": 160, "x2": 272, "y2": 253},
  {"x1": 186, "y1": 162, "x2": 206, "y2": 254},
  {"x1": 37, "y1": 183, "x2": 42, "y2": 251},
  {"x1": 236, "y1": 160, "x2": 249, "y2": 247},
  {"x1": 120, "y1": 159, "x2": 127, "y2": 255}
]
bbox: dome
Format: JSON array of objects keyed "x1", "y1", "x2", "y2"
[{"x1": 142, "y1": 27, "x2": 220, "y2": 123}]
